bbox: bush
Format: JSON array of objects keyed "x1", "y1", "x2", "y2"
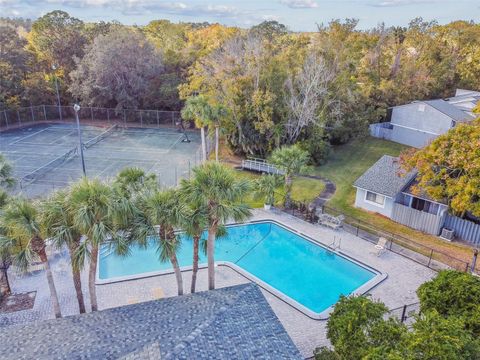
[
  {"x1": 299, "y1": 138, "x2": 331, "y2": 165},
  {"x1": 326, "y1": 295, "x2": 388, "y2": 359},
  {"x1": 313, "y1": 347, "x2": 340, "y2": 360},
  {"x1": 417, "y1": 270, "x2": 480, "y2": 336},
  {"x1": 407, "y1": 310, "x2": 480, "y2": 360}
]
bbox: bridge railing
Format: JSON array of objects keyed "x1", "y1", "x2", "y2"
[{"x1": 241, "y1": 159, "x2": 284, "y2": 175}]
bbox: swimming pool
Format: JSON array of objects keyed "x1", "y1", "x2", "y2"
[{"x1": 98, "y1": 221, "x2": 385, "y2": 318}]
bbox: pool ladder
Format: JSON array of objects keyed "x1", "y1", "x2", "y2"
[{"x1": 328, "y1": 236, "x2": 341, "y2": 251}]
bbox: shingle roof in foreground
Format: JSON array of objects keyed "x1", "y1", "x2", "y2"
[
  {"x1": 354, "y1": 155, "x2": 417, "y2": 198},
  {"x1": 0, "y1": 284, "x2": 302, "y2": 360}
]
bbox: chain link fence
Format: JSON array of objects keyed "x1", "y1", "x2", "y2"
[
  {"x1": 278, "y1": 196, "x2": 476, "y2": 275},
  {"x1": 0, "y1": 105, "x2": 183, "y2": 130}
]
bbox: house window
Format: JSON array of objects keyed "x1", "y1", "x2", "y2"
[
  {"x1": 365, "y1": 191, "x2": 385, "y2": 206},
  {"x1": 411, "y1": 197, "x2": 439, "y2": 215}
]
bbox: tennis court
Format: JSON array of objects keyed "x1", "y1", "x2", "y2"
[{"x1": 0, "y1": 123, "x2": 202, "y2": 198}]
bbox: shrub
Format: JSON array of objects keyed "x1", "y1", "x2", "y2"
[
  {"x1": 326, "y1": 295, "x2": 388, "y2": 359},
  {"x1": 417, "y1": 270, "x2": 480, "y2": 336}
]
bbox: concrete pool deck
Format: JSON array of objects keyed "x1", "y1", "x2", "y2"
[{"x1": 0, "y1": 209, "x2": 436, "y2": 358}]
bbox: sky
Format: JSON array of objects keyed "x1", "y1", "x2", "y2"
[{"x1": 1, "y1": 0, "x2": 479, "y2": 31}]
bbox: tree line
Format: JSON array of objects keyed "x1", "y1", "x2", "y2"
[{"x1": 1, "y1": 12, "x2": 480, "y2": 159}]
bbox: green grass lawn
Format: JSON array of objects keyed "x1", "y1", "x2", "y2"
[
  {"x1": 313, "y1": 136, "x2": 477, "y2": 268},
  {"x1": 234, "y1": 170, "x2": 325, "y2": 208},
  {"x1": 314, "y1": 136, "x2": 407, "y2": 215}
]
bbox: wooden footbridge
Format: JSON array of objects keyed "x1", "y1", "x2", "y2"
[{"x1": 241, "y1": 158, "x2": 284, "y2": 175}]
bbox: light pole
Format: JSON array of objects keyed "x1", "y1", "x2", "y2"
[
  {"x1": 52, "y1": 64, "x2": 62, "y2": 121},
  {"x1": 74, "y1": 104, "x2": 86, "y2": 177}
]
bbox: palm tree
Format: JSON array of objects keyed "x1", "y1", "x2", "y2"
[
  {"x1": 0, "y1": 154, "x2": 15, "y2": 297},
  {"x1": 39, "y1": 190, "x2": 86, "y2": 313},
  {"x1": 270, "y1": 145, "x2": 310, "y2": 208},
  {"x1": 68, "y1": 178, "x2": 114, "y2": 312},
  {"x1": 208, "y1": 104, "x2": 228, "y2": 162},
  {"x1": 0, "y1": 197, "x2": 62, "y2": 318},
  {"x1": 181, "y1": 95, "x2": 227, "y2": 162},
  {"x1": 254, "y1": 174, "x2": 283, "y2": 209},
  {"x1": 131, "y1": 189, "x2": 185, "y2": 295},
  {"x1": 182, "y1": 95, "x2": 210, "y2": 162},
  {"x1": 0, "y1": 153, "x2": 15, "y2": 191},
  {"x1": 113, "y1": 167, "x2": 157, "y2": 198},
  {"x1": 181, "y1": 162, "x2": 252, "y2": 290},
  {"x1": 178, "y1": 196, "x2": 208, "y2": 293}
]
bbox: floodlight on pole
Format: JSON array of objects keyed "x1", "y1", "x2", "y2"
[
  {"x1": 74, "y1": 104, "x2": 86, "y2": 177},
  {"x1": 52, "y1": 64, "x2": 63, "y2": 122}
]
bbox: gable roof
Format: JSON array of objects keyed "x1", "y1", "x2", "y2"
[
  {"x1": 420, "y1": 99, "x2": 474, "y2": 122},
  {"x1": 0, "y1": 284, "x2": 302, "y2": 360},
  {"x1": 455, "y1": 88, "x2": 480, "y2": 97},
  {"x1": 354, "y1": 155, "x2": 416, "y2": 198}
]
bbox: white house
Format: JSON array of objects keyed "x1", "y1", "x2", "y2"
[
  {"x1": 370, "y1": 89, "x2": 480, "y2": 148},
  {"x1": 354, "y1": 155, "x2": 449, "y2": 235}
]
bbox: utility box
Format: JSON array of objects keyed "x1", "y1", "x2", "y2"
[{"x1": 440, "y1": 227, "x2": 455, "y2": 241}]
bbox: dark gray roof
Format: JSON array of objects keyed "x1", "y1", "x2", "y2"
[
  {"x1": 354, "y1": 155, "x2": 416, "y2": 198},
  {"x1": 421, "y1": 99, "x2": 474, "y2": 122},
  {"x1": 0, "y1": 284, "x2": 302, "y2": 360}
]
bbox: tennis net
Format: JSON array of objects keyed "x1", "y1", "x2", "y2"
[
  {"x1": 20, "y1": 146, "x2": 78, "y2": 186},
  {"x1": 84, "y1": 124, "x2": 118, "y2": 149}
]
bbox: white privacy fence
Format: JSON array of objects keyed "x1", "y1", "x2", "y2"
[{"x1": 444, "y1": 215, "x2": 480, "y2": 246}]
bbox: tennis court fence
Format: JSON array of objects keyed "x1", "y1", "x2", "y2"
[{"x1": 0, "y1": 105, "x2": 183, "y2": 130}]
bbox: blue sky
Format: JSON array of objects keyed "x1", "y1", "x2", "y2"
[{"x1": 1, "y1": 0, "x2": 479, "y2": 31}]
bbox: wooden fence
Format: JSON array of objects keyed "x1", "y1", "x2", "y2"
[
  {"x1": 444, "y1": 215, "x2": 480, "y2": 246},
  {"x1": 369, "y1": 122, "x2": 393, "y2": 140}
]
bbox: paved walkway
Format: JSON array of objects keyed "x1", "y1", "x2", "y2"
[
  {"x1": 305, "y1": 175, "x2": 336, "y2": 208},
  {"x1": 0, "y1": 209, "x2": 436, "y2": 358}
]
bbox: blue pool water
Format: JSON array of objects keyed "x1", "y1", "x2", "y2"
[{"x1": 99, "y1": 221, "x2": 376, "y2": 314}]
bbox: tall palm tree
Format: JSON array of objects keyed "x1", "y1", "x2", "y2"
[
  {"x1": 182, "y1": 95, "x2": 210, "y2": 162},
  {"x1": 181, "y1": 162, "x2": 252, "y2": 290},
  {"x1": 131, "y1": 189, "x2": 185, "y2": 295},
  {"x1": 270, "y1": 145, "x2": 310, "y2": 208},
  {"x1": 68, "y1": 178, "x2": 114, "y2": 312},
  {"x1": 0, "y1": 197, "x2": 62, "y2": 318},
  {"x1": 39, "y1": 190, "x2": 86, "y2": 313},
  {"x1": 182, "y1": 95, "x2": 227, "y2": 162},
  {"x1": 178, "y1": 197, "x2": 208, "y2": 294},
  {"x1": 211, "y1": 105, "x2": 228, "y2": 162}
]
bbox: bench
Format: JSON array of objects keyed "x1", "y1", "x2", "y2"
[{"x1": 318, "y1": 213, "x2": 344, "y2": 230}]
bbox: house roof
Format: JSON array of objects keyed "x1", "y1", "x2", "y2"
[
  {"x1": 420, "y1": 99, "x2": 474, "y2": 122},
  {"x1": 354, "y1": 155, "x2": 417, "y2": 198},
  {"x1": 446, "y1": 94, "x2": 480, "y2": 113},
  {"x1": 455, "y1": 88, "x2": 480, "y2": 97},
  {"x1": 402, "y1": 179, "x2": 448, "y2": 205},
  {"x1": 0, "y1": 284, "x2": 302, "y2": 360}
]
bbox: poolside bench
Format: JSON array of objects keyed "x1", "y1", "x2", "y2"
[{"x1": 318, "y1": 213, "x2": 344, "y2": 230}]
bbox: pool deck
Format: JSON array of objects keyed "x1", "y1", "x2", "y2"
[{"x1": 0, "y1": 209, "x2": 436, "y2": 358}]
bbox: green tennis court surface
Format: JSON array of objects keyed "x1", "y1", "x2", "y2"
[{"x1": 0, "y1": 123, "x2": 202, "y2": 198}]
